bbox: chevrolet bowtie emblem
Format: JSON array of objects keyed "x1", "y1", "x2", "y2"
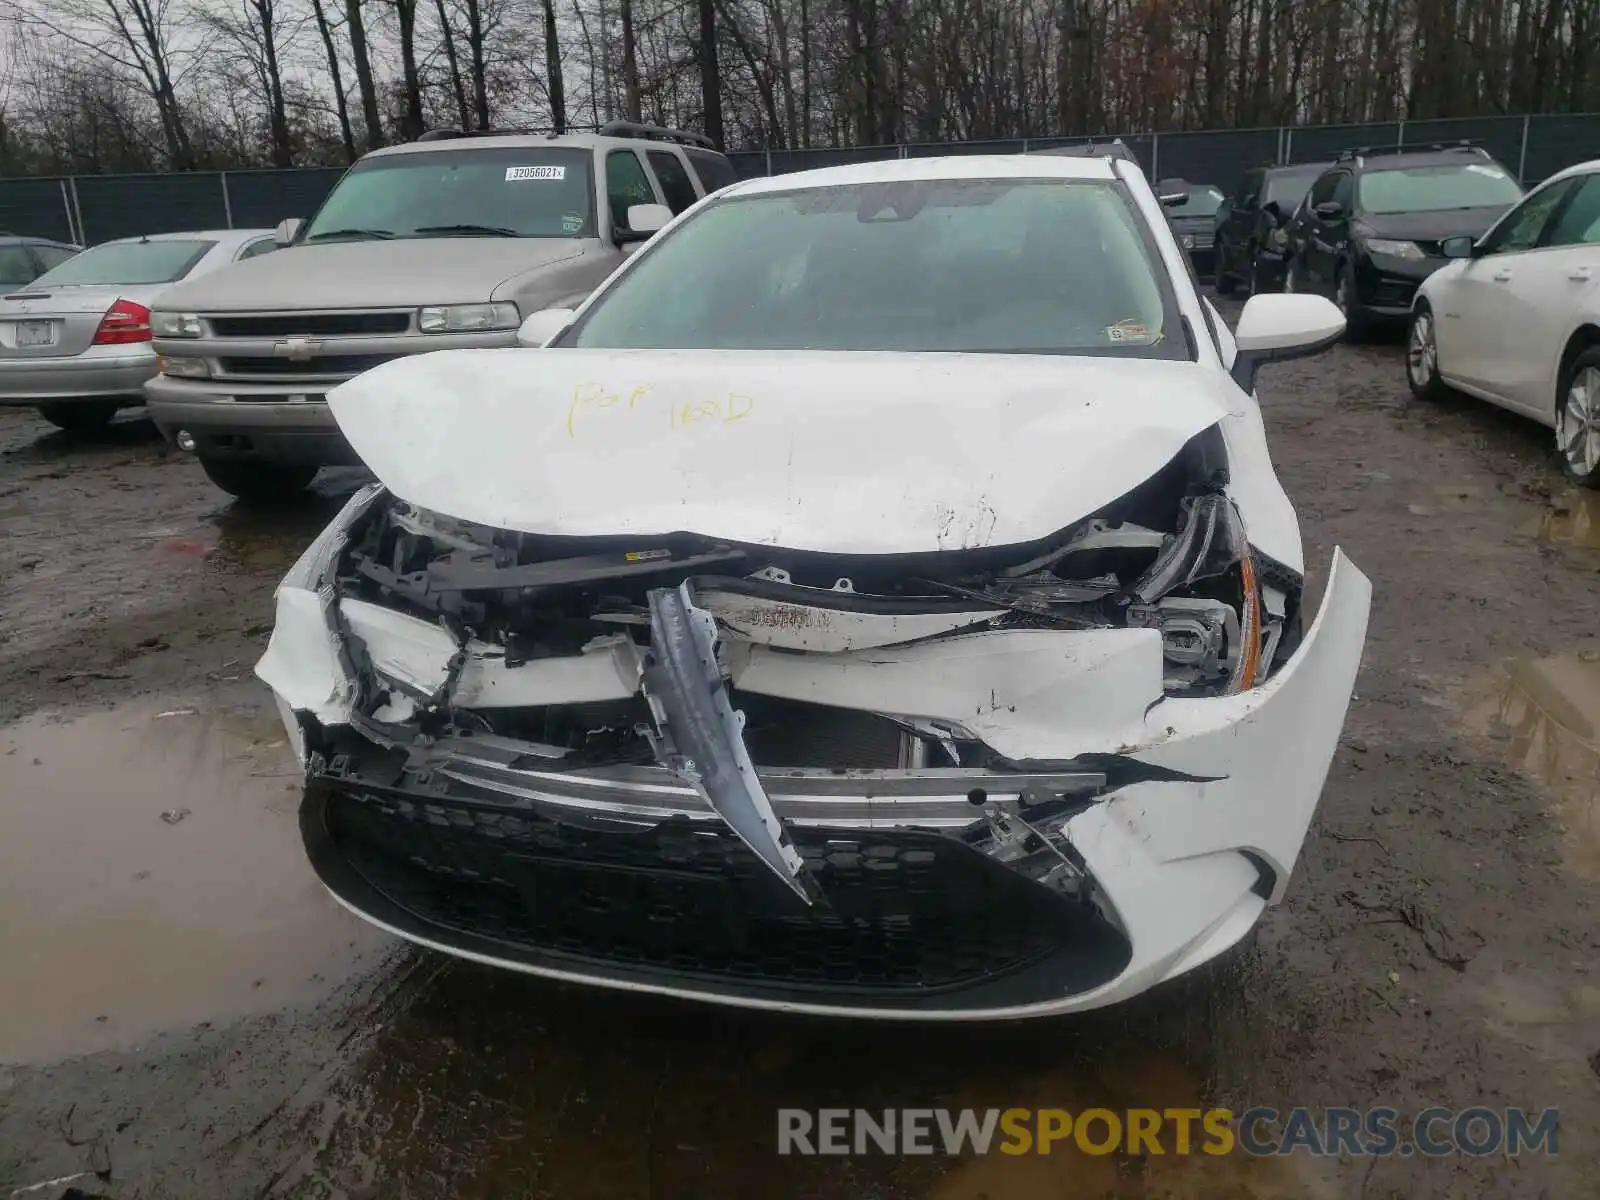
[{"x1": 273, "y1": 336, "x2": 320, "y2": 361}]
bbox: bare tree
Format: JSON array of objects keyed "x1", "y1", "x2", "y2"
[
  {"x1": 307, "y1": 0, "x2": 357, "y2": 158},
  {"x1": 205, "y1": 0, "x2": 298, "y2": 165}
]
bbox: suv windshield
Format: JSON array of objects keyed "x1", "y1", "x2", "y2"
[
  {"x1": 569, "y1": 178, "x2": 1184, "y2": 357},
  {"x1": 1358, "y1": 163, "x2": 1523, "y2": 215},
  {"x1": 303, "y1": 147, "x2": 596, "y2": 240},
  {"x1": 30, "y1": 240, "x2": 213, "y2": 287}
]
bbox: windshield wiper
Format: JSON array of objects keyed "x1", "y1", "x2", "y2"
[
  {"x1": 410, "y1": 224, "x2": 521, "y2": 238},
  {"x1": 304, "y1": 227, "x2": 396, "y2": 242}
]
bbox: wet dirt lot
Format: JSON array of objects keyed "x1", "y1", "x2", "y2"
[{"x1": 3, "y1": 322, "x2": 1600, "y2": 1199}]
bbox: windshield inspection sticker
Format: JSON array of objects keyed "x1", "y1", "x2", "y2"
[
  {"x1": 1107, "y1": 319, "x2": 1156, "y2": 344},
  {"x1": 561, "y1": 212, "x2": 584, "y2": 234},
  {"x1": 506, "y1": 164, "x2": 567, "y2": 181}
]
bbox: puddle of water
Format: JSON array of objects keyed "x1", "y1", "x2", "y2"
[
  {"x1": 290, "y1": 964, "x2": 1327, "y2": 1200},
  {"x1": 0, "y1": 702, "x2": 388, "y2": 1062},
  {"x1": 1527, "y1": 489, "x2": 1600, "y2": 552},
  {"x1": 924, "y1": 1053, "x2": 1328, "y2": 1200},
  {"x1": 1466, "y1": 644, "x2": 1600, "y2": 880}
]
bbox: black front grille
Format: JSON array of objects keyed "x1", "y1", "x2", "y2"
[
  {"x1": 306, "y1": 769, "x2": 1129, "y2": 1004},
  {"x1": 1414, "y1": 240, "x2": 1444, "y2": 258},
  {"x1": 207, "y1": 312, "x2": 411, "y2": 337},
  {"x1": 219, "y1": 354, "x2": 402, "y2": 377}
]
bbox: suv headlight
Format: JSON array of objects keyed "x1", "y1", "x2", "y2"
[
  {"x1": 1364, "y1": 238, "x2": 1425, "y2": 260},
  {"x1": 151, "y1": 311, "x2": 202, "y2": 337},
  {"x1": 418, "y1": 302, "x2": 520, "y2": 333}
]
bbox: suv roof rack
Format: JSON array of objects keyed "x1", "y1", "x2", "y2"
[
  {"x1": 597, "y1": 119, "x2": 718, "y2": 150},
  {"x1": 1336, "y1": 140, "x2": 1486, "y2": 164}
]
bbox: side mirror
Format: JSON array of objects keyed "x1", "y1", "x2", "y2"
[
  {"x1": 1441, "y1": 235, "x2": 1477, "y2": 259},
  {"x1": 1157, "y1": 178, "x2": 1191, "y2": 207},
  {"x1": 1230, "y1": 293, "x2": 1345, "y2": 392},
  {"x1": 516, "y1": 307, "x2": 576, "y2": 348},
  {"x1": 1261, "y1": 200, "x2": 1282, "y2": 220},
  {"x1": 274, "y1": 217, "x2": 304, "y2": 246},
  {"x1": 616, "y1": 203, "x2": 673, "y2": 244},
  {"x1": 1312, "y1": 201, "x2": 1345, "y2": 220}
]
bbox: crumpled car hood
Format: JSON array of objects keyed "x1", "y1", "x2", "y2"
[{"x1": 328, "y1": 347, "x2": 1234, "y2": 555}]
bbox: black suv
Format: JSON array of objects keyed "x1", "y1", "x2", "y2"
[
  {"x1": 1214, "y1": 162, "x2": 1329, "y2": 295},
  {"x1": 1284, "y1": 144, "x2": 1524, "y2": 333}
]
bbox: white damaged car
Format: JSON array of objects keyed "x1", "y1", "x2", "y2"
[{"x1": 259, "y1": 153, "x2": 1371, "y2": 1019}]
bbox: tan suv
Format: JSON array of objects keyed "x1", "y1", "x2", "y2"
[{"x1": 145, "y1": 121, "x2": 737, "y2": 500}]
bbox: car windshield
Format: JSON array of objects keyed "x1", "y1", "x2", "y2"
[
  {"x1": 1358, "y1": 163, "x2": 1523, "y2": 214},
  {"x1": 303, "y1": 147, "x2": 596, "y2": 240},
  {"x1": 1265, "y1": 169, "x2": 1325, "y2": 207},
  {"x1": 1169, "y1": 185, "x2": 1224, "y2": 217},
  {"x1": 29, "y1": 240, "x2": 214, "y2": 287},
  {"x1": 568, "y1": 178, "x2": 1184, "y2": 358}
]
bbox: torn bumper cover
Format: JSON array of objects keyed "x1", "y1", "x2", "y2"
[{"x1": 259, "y1": 485, "x2": 1371, "y2": 1019}]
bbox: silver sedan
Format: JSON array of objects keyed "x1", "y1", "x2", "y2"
[{"x1": 0, "y1": 229, "x2": 276, "y2": 431}]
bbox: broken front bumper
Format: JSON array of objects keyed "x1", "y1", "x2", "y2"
[{"x1": 259, "y1": 486, "x2": 1372, "y2": 1019}]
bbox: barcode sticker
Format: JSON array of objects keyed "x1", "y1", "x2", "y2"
[{"x1": 506, "y1": 165, "x2": 566, "y2": 181}]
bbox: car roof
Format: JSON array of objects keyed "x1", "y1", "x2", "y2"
[
  {"x1": 1525, "y1": 156, "x2": 1600, "y2": 188},
  {"x1": 95, "y1": 229, "x2": 274, "y2": 248},
  {"x1": 1026, "y1": 140, "x2": 1140, "y2": 162},
  {"x1": 363, "y1": 133, "x2": 713, "y2": 161},
  {"x1": 724, "y1": 153, "x2": 1119, "y2": 199},
  {"x1": 1337, "y1": 147, "x2": 1503, "y2": 172}
]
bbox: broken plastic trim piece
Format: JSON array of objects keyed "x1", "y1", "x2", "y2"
[{"x1": 640, "y1": 581, "x2": 821, "y2": 905}]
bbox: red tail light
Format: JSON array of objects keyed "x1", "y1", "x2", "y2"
[{"x1": 93, "y1": 299, "x2": 152, "y2": 345}]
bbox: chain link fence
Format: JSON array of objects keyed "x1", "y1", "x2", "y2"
[{"x1": 4, "y1": 114, "x2": 1597, "y2": 245}]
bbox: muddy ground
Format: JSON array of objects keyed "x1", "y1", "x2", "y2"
[{"x1": 2, "y1": 318, "x2": 1599, "y2": 1199}]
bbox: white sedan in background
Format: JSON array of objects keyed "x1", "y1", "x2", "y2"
[
  {"x1": 1407, "y1": 158, "x2": 1600, "y2": 486},
  {"x1": 0, "y1": 229, "x2": 276, "y2": 431},
  {"x1": 260, "y1": 153, "x2": 1370, "y2": 1019}
]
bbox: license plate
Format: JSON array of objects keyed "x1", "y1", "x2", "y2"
[{"x1": 14, "y1": 320, "x2": 55, "y2": 348}]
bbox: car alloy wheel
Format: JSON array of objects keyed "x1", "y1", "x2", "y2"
[
  {"x1": 1407, "y1": 310, "x2": 1438, "y2": 390},
  {"x1": 1559, "y1": 362, "x2": 1600, "y2": 485}
]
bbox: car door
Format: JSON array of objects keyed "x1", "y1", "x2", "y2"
[
  {"x1": 1222, "y1": 171, "x2": 1263, "y2": 270},
  {"x1": 1482, "y1": 172, "x2": 1600, "y2": 416},
  {"x1": 1291, "y1": 172, "x2": 1335, "y2": 291},
  {"x1": 1302, "y1": 171, "x2": 1352, "y2": 294},
  {"x1": 1436, "y1": 175, "x2": 1581, "y2": 400}
]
